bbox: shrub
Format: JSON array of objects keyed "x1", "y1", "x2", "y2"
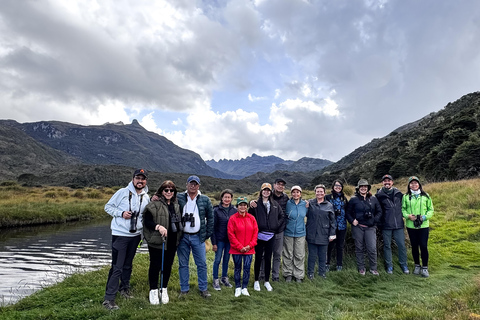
[
  {"x1": 86, "y1": 190, "x2": 101, "y2": 199},
  {"x1": 72, "y1": 190, "x2": 85, "y2": 199},
  {"x1": 44, "y1": 191, "x2": 56, "y2": 198}
]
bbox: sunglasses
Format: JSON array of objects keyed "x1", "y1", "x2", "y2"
[{"x1": 163, "y1": 188, "x2": 175, "y2": 193}]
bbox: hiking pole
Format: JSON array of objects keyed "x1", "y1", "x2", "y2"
[{"x1": 160, "y1": 237, "x2": 165, "y2": 304}]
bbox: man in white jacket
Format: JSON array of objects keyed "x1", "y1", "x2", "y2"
[{"x1": 102, "y1": 169, "x2": 150, "y2": 310}]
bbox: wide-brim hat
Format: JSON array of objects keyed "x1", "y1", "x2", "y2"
[{"x1": 356, "y1": 179, "x2": 371, "y2": 191}]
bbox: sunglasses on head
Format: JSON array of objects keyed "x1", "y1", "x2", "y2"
[{"x1": 163, "y1": 188, "x2": 175, "y2": 193}]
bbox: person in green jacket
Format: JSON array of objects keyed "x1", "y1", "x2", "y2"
[{"x1": 402, "y1": 176, "x2": 434, "y2": 277}]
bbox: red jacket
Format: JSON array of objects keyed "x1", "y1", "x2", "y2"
[{"x1": 228, "y1": 212, "x2": 258, "y2": 255}]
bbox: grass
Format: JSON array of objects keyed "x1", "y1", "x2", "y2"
[{"x1": 1, "y1": 179, "x2": 480, "y2": 319}]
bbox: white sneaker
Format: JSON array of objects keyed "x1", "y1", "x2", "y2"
[
  {"x1": 149, "y1": 289, "x2": 159, "y2": 305},
  {"x1": 241, "y1": 288, "x2": 250, "y2": 296},
  {"x1": 264, "y1": 282, "x2": 273, "y2": 291},
  {"x1": 234, "y1": 288, "x2": 242, "y2": 297},
  {"x1": 160, "y1": 288, "x2": 169, "y2": 304},
  {"x1": 254, "y1": 281, "x2": 261, "y2": 291}
]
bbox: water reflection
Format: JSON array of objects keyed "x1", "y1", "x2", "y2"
[{"x1": 0, "y1": 219, "x2": 147, "y2": 306}]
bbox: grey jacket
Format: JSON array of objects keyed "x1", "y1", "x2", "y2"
[{"x1": 305, "y1": 199, "x2": 336, "y2": 245}]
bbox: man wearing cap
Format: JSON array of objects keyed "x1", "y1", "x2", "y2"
[
  {"x1": 250, "y1": 178, "x2": 288, "y2": 281},
  {"x1": 102, "y1": 169, "x2": 150, "y2": 310},
  {"x1": 376, "y1": 175, "x2": 409, "y2": 274},
  {"x1": 176, "y1": 175, "x2": 214, "y2": 298}
]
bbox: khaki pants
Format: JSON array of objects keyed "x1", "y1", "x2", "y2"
[{"x1": 282, "y1": 236, "x2": 306, "y2": 280}]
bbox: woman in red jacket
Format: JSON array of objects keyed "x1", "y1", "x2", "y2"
[{"x1": 227, "y1": 196, "x2": 258, "y2": 297}]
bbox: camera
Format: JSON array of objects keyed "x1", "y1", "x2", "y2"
[
  {"x1": 182, "y1": 213, "x2": 195, "y2": 228},
  {"x1": 334, "y1": 209, "x2": 341, "y2": 217},
  {"x1": 129, "y1": 211, "x2": 139, "y2": 233},
  {"x1": 170, "y1": 213, "x2": 183, "y2": 233},
  {"x1": 364, "y1": 211, "x2": 373, "y2": 219},
  {"x1": 414, "y1": 215, "x2": 423, "y2": 228}
]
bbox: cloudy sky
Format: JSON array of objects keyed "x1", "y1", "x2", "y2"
[{"x1": 1, "y1": 0, "x2": 479, "y2": 162}]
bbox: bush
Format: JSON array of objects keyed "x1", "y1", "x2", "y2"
[
  {"x1": 44, "y1": 191, "x2": 56, "y2": 198},
  {"x1": 72, "y1": 191, "x2": 85, "y2": 199},
  {"x1": 86, "y1": 190, "x2": 101, "y2": 199}
]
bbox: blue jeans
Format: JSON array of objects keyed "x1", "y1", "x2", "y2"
[
  {"x1": 233, "y1": 254, "x2": 253, "y2": 289},
  {"x1": 307, "y1": 242, "x2": 327, "y2": 276},
  {"x1": 213, "y1": 241, "x2": 231, "y2": 279},
  {"x1": 177, "y1": 234, "x2": 208, "y2": 292},
  {"x1": 382, "y1": 228, "x2": 407, "y2": 269}
]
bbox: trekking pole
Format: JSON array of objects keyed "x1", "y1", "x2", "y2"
[{"x1": 160, "y1": 237, "x2": 165, "y2": 304}]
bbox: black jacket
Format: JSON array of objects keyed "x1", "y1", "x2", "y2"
[
  {"x1": 305, "y1": 199, "x2": 336, "y2": 245},
  {"x1": 249, "y1": 198, "x2": 285, "y2": 234},
  {"x1": 211, "y1": 204, "x2": 237, "y2": 245},
  {"x1": 345, "y1": 192, "x2": 382, "y2": 227},
  {"x1": 272, "y1": 192, "x2": 289, "y2": 213},
  {"x1": 376, "y1": 187, "x2": 405, "y2": 230}
]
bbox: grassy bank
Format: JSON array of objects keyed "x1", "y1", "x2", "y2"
[
  {"x1": 0, "y1": 182, "x2": 115, "y2": 227},
  {"x1": 1, "y1": 179, "x2": 480, "y2": 319}
]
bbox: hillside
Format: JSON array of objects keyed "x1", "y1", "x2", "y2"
[
  {"x1": 313, "y1": 91, "x2": 480, "y2": 185},
  {"x1": 0, "y1": 119, "x2": 234, "y2": 180},
  {"x1": 207, "y1": 153, "x2": 332, "y2": 178}
]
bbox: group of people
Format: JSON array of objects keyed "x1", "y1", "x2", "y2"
[{"x1": 101, "y1": 169, "x2": 434, "y2": 310}]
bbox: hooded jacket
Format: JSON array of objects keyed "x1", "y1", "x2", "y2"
[
  {"x1": 104, "y1": 181, "x2": 150, "y2": 237},
  {"x1": 228, "y1": 212, "x2": 258, "y2": 255},
  {"x1": 376, "y1": 187, "x2": 405, "y2": 230},
  {"x1": 401, "y1": 193, "x2": 434, "y2": 229}
]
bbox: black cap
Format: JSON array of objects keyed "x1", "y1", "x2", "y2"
[
  {"x1": 274, "y1": 178, "x2": 286, "y2": 185},
  {"x1": 133, "y1": 168, "x2": 148, "y2": 178},
  {"x1": 382, "y1": 174, "x2": 393, "y2": 181}
]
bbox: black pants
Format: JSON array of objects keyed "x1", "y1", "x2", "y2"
[
  {"x1": 407, "y1": 227, "x2": 429, "y2": 266},
  {"x1": 254, "y1": 238, "x2": 274, "y2": 281},
  {"x1": 326, "y1": 228, "x2": 347, "y2": 267},
  {"x1": 148, "y1": 233, "x2": 178, "y2": 289},
  {"x1": 104, "y1": 235, "x2": 141, "y2": 300}
]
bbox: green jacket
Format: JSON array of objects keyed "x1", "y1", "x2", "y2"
[
  {"x1": 143, "y1": 198, "x2": 183, "y2": 250},
  {"x1": 178, "y1": 192, "x2": 214, "y2": 243},
  {"x1": 401, "y1": 193, "x2": 434, "y2": 229}
]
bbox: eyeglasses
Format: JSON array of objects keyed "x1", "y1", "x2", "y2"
[
  {"x1": 334, "y1": 184, "x2": 342, "y2": 188},
  {"x1": 163, "y1": 189, "x2": 175, "y2": 193}
]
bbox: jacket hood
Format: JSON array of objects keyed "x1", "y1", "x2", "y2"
[{"x1": 127, "y1": 181, "x2": 149, "y2": 195}]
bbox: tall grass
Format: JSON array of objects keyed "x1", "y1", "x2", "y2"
[{"x1": 1, "y1": 179, "x2": 480, "y2": 319}]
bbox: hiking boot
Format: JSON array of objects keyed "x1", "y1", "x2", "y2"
[
  {"x1": 285, "y1": 276, "x2": 292, "y2": 283},
  {"x1": 213, "y1": 279, "x2": 221, "y2": 291},
  {"x1": 234, "y1": 288, "x2": 241, "y2": 297},
  {"x1": 241, "y1": 288, "x2": 250, "y2": 296},
  {"x1": 359, "y1": 269, "x2": 366, "y2": 276},
  {"x1": 160, "y1": 288, "x2": 169, "y2": 304},
  {"x1": 149, "y1": 289, "x2": 159, "y2": 305},
  {"x1": 264, "y1": 282, "x2": 273, "y2": 291},
  {"x1": 119, "y1": 289, "x2": 133, "y2": 299},
  {"x1": 318, "y1": 273, "x2": 326, "y2": 279},
  {"x1": 370, "y1": 270, "x2": 379, "y2": 276},
  {"x1": 421, "y1": 267, "x2": 429, "y2": 278},
  {"x1": 178, "y1": 291, "x2": 189, "y2": 299},
  {"x1": 272, "y1": 277, "x2": 279, "y2": 282},
  {"x1": 308, "y1": 274, "x2": 314, "y2": 280},
  {"x1": 200, "y1": 290, "x2": 211, "y2": 298},
  {"x1": 325, "y1": 264, "x2": 330, "y2": 272},
  {"x1": 336, "y1": 266, "x2": 343, "y2": 271},
  {"x1": 221, "y1": 277, "x2": 233, "y2": 288},
  {"x1": 402, "y1": 266, "x2": 410, "y2": 274},
  {"x1": 102, "y1": 299, "x2": 119, "y2": 310},
  {"x1": 413, "y1": 264, "x2": 421, "y2": 275},
  {"x1": 296, "y1": 278, "x2": 303, "y2": 283},
  {"x1": 386, "y1": 266, "x2": 393, "y2": 274},
  {"x1": 254, "y1": 281, "x2": 261, "y2": 291}
]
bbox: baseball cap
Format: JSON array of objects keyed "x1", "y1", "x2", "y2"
[
  {"x1": 382, "y1": 174, "x2": 393, "y2": 181},
  {"x1": 275, "y1": 178, "x2": 286, "y2": 185},
  {"x1": 291, "y1": 185, "x2": 302, "y2": 192},
  {"x1": 261, "y1": 183, "x2": 272, "y2": 191},
  {"x1": 133, "y1": 169, "x2": 148, "y2": 178},
  {"x1": 236, "y1": 196, "x2": 248, "y2": 205},
  {"x1": 187, "y1": 175, "x2": 201, "y2": 184}
]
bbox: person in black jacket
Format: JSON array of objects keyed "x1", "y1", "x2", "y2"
[
  {"x1": 249, "y1": 183, "x2": 285, "y2": 292},
  {"x1": 325, "y1": 180, "x2": 349, "y2": 272},
  {"x1": 346, "y1": 179, "x2": 382, "y2": 276},
  {"x1": 306, "y1": 184, "x2": 336, "y2": 279},
  {"x1": 376, "y1": 175, "x2": 409, "y2": 275},
  {"x1": 211, "y1": 189, "x2": 237, "y2": 290}
]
